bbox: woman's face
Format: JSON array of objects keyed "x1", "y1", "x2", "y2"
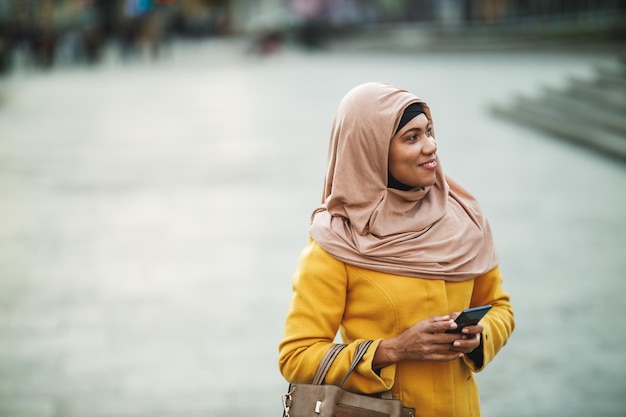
[{"x1": 388, "y1": 113, "x2": 438, "y2": 188}]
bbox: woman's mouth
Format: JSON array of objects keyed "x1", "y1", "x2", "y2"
[{"x1": 418, "y1": 159, "x2": 437, "y2": 169}]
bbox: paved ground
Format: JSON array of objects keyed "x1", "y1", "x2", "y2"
[{"x1": 0, "y1": 38, "x2": 625, "y2": 417}]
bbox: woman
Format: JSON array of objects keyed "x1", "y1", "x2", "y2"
[{"x1": 278, "y1": 82, "x2": 514, "y2": 417}]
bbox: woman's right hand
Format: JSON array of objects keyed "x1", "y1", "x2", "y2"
[{"x1": 372, "y1": 316, "x2": 466, "y2": 369}]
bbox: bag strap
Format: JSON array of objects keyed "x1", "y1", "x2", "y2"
[
  {"x1": 311, "y1": 340, "x2": 374, "y2": 387},
  {"x1": 339, "y1": 340, "x2": 373, "y2": 388},
  {"x1": 312, "y1": 343, "x2": 347, "y2": 385}
]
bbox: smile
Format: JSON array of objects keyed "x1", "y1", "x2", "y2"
[{"x1": 418, "y1": 159, "x2": 437, "y2": 168}]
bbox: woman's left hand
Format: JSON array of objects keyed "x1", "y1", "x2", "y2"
[
  {"x1": 450, "y1": 326, "x2": 482, "y2": 353},
  {"x1": 449, "y1": 312, "x2": 483, "y2": 353}
]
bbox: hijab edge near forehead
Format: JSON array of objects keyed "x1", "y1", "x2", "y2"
[
  {"x1": 396, "y1": 102, "x2": 426, "y2": 134},
  {"x1": 339, "y1": 82, "x2": 433, "y2": 142}
]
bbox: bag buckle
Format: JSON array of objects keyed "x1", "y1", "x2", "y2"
[{"x1": 281, "y1": 386, "x2": 296, "y2": 417}]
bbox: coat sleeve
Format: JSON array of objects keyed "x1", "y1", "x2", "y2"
[
  {"x1": 463, "y1": 266, "x2": 515, "y2": 372},
  {"x1": 278, "y1": 239, "x2": 393, "y2": 394}
]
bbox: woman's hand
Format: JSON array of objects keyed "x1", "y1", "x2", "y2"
[
  {"x1": 373, "y1": 315, "x2": 482, "y2": 370},
  {"x1": 448, "y1": 311, "x2": 483, "y2": 355}
]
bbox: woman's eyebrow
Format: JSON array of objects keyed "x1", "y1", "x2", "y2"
[{"x1": 404, "y1": 126, "x2": 426, "y2": 133}]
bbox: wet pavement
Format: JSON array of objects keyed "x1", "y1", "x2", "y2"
[{"x1": 0, "y1": 38, "x2": 625, "y2": 417}]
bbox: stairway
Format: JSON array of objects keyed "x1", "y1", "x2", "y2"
[{"x1": 491, "y1": 57, "x2": 626, "y2": 162}]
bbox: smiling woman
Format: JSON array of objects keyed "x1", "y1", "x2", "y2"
[{"x1": 278, "y1": 82, "x2": 515, "y2": 417}]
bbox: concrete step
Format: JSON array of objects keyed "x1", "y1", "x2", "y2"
[
  {"x1": 537, "y1": 90, "x2": 626, "y2": 135},
  {"x1": 491, "y1": 57, "x2": 626, "y2": 162},
  {"x1": 594, "y1": 64, "x2": 626, "y2": 91},
  {"x1": 493, "y1": 98, "x2": 626, "y2": 161},
  {"x1": 556, "y1": 79, "x2": 626, "y2": 114}
]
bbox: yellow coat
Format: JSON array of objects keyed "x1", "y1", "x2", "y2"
[{"x1": 279, "y1": 239, "x2": 514, "y2": 417}]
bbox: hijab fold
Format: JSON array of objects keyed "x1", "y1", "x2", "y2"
[{"x1": 309, "y1": 82, "x2": 498, "y2": 282}]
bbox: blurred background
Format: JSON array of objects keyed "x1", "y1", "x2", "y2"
[
  {"x1": 0, "y1": 0, "x2": 625, "y2": 71},
  {"x1": 0, "y1": 1, "x2": 625, "y2": 417}
]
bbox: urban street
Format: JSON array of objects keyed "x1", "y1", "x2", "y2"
[{"x1": 0, "y1": 37, "x2": 625, "y2": 417}]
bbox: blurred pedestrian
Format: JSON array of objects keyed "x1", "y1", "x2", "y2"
[{"x1": 278, "y1": 82, "x2": 515, "y2": 416}]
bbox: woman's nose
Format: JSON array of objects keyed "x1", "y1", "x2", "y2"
[{"x1": 424, "y1": 136, "x2": 437, "y2": 154}]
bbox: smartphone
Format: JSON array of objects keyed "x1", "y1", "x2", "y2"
[{"x1": 445, "y1": 305, "x2": 492, "y2": 333}]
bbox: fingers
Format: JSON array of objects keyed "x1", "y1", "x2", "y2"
[
  {"x1": 448, "y1": 324, "x2": 483, "y2": 353},
  {"x1": 451, "y1": 333, "x2": 481, "y2": 353},
  {"x1": 403, "y1": 317, "x2": 482, "y2": 361},
  {"x1": 418, "y1": 337, "x2": 466, "y2": 361},
  {"x1": 460, "y1": 324, "x2": 483, "y2": 336},
  {"x1": 427, "y1": 316, "x2": 457, "y2": 333}
]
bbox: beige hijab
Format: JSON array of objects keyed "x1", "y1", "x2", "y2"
[{"x1": 309, "y1": 82, "x2": 498, "y2": 281}]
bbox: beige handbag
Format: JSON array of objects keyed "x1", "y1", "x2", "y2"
[{"x1": 281, "y1": 340, "x2": 415, "y2": 417}]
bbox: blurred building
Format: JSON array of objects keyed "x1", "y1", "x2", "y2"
[
  {"x1": 0, "y1": 0, "x2": 624, "y2": 73},
  {"x1": 234, "y1": 0, "x2": 626, "y2": 33}
]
